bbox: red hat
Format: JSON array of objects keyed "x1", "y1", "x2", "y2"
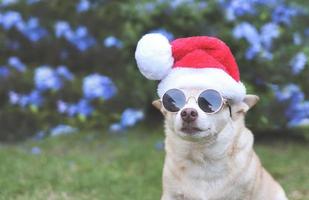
[{"x1": 135, "y1": 33, "x2": 246, "y2": 102}]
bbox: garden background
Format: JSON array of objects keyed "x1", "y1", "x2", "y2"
[{"x1": 0, "y1": 0, "x2": 308, "y2": 199}]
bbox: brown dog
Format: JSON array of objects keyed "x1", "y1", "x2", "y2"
[{"x1": 153, "y1": 89, "x2": 288, "y2": 200}]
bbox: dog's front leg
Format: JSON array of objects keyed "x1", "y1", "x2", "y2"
[
  {"x1": 161, "y1": 192, "x2": 183, "y2": 200},
  {"x1": 161, "y1": 193, "x2": 173, "y2": 200}
]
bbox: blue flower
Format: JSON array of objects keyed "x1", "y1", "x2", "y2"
[
  {"x1": 272, "y1": 5, "x2": 297, "y2": 26},
  {"x1": 155, "y1": 140, "x2": 164, "y2": 150},
  {"x1": 0, "y1": 11, "x2": 22, "y2": 30},
  {"x1": 33, "y1": 131, "x2": 46, "y2": 140},
  {"x1": 8, "y1": 91, "x2": 19, "y2": 105},
  {"x1": 109, "y1": 123, "x2": 124, "y2": 133},
  {"x1": 260, "y1": 22, "x2": 280, "y2": 49},
  {"x1": 0, "y1": 0, "x2": 17, "y2": 6},
  {"x1": 150, "y1": 28, "x2": 174, "y2": 41},
  {"x1": 305, "y1": 28, "x2": 309, "y2": 36},
  {"x1": 290, "y1": 52, "x2": 307, "y2": 75},
  {"x1": 103, "y1": 36, "x2": 123, "y2": 48},
  {"x1": 76, "y1": 0, "x2": 90, "y2": 13},
  {"x1": 18, "y1": 17, "x2": 48, "y2": 42},
  {"x1": 271, "y1": 84, "x2": 309, "y2": 127},
  {"x1": 56, "y1": 65, "x2": 74, "y2": 80},
  {"x1": 54, "y1": 22, "x2": 96, "y2": 51},
  {"x1": 233, "y1": 22, "x2": 260, "y2": 47},
  {"x1": 271, "y1": 84, "x2": 304, "y2": 103},
  {"x1": 220, "y1": 0, "x2": 256, "y2": 21},
  {"x1": 0, "y1": 66, "x2": 10, "y2": 78},
  {"x1": 57, "y1": 100, "x2": 68, "y2": 114},
  {"x1": 54, "y1": 21, "x2": 72, "y2": 38},
  {"x1": 293, "y1": 33, "x2": 302, "y2": 45},
  {"x1": 26, "y1": 0, "x2": 40, "y2": 4},
  {"x1": 109, "y1": 108, "x2": 144, "y2": 133},
  {"x1": 83, "y1": 74, "x2": 117, "y2": 100},
  {"x1": 169, "y1": 0, "x2": 194, "y2": 9},
  {"x1": 8, "y1": 56, "x2": 26, "y2": 72},
  {"x1": 75, "y1": 99, "x2": 94, "y2": 117},
  {"x1": 120, "y1": 108, "x2": 144, "y2": 127},
  {"x1": 8, "y1": 90, "x2": 43, "y2": 107},
  {"x1": 34, "y1": 66, "x2": 62, "y2": 91},
  {"x1": 57, "y1": 99, "x2": 94, "y2": 117},
  {"x1": 50, "y1": 124, "x2": 77, "y2": 137},
  {"x1": 233, "y1": 22, "x2": 280, "y2": 60},
  {"x1": 233, "y1": 22, "x2": 261, "y2": 59},
  {"x1": 31, "y1": 146, "x2": 41, "y2": 155}
]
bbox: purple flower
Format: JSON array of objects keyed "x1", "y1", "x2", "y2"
[
  {"x1": 290, "y1": 52, "x2": 307, "y2": 75},
  {"x1": 34, "y1": 66, "x2": 62, "y2": 91},
  {"x1": 83, "y1": 74, "x2": 117, "y2": 100},
  {"x1": 103, "y1": 36, "x2": 123, "y2": 48},
  {"x1": 8, "y1": 56, "x2": 26, "y2": 72}
]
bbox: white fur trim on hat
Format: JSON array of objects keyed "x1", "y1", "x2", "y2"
[
  {"x1": 157, "y1": 68, "x2": 246, "y2": 102},
  {"x1": 135, "y1": 33, "x2": 173, "y2": 80}
]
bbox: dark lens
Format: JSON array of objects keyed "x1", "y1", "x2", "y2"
[
  {"x1": 162, "y1": 89, "x2": 186, "y2": 112},
  {"x1": 198, "y1": 90, "x2": 223, "y2": 113}
]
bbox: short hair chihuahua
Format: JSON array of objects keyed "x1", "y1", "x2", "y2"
[{"x1": 153, "y1": 88, "x2": 288, "y2": 200}]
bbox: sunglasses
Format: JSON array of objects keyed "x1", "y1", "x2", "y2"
[{"x1": 162, "y1": 89, "x2": 229, "y2": 114}]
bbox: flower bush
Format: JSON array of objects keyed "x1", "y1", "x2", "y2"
[{"x1": 0, "y1": 0, "x2": 308, "y2": 141}]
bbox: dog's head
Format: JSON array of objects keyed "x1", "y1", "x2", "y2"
[{"x1": 153, "y1": 88, "x2": 259, "y2": 142}]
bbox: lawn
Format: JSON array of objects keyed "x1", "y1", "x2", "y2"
[{"x1": 0, "y1": 127, "x2": 308, "y2": 200}]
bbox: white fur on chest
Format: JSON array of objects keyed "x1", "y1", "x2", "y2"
[{"x1": 162, "y1": 122, "x2": 257, "y2": 200}]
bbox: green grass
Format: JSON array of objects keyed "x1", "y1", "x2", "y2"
[{"x1": 0, "y1": 127, "x2": 308, "y2": 200}]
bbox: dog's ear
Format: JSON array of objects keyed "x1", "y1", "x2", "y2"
[
  {"x1": 231, "y1": 95, "x2": 259, "y2": 120},
  {"x1": 152, "y1": 99, "x2": 167, "y2": 116},
  {"x1": 243, "y1": 95, "x2": 259, "y2": 110},
  {"x1": 152, "y1": 99, "x2": 162, "y2": 110}
]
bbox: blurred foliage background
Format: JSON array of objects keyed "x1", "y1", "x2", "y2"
[{"x1": 0, "y1": 0, "x2": 309, "y2": 142}]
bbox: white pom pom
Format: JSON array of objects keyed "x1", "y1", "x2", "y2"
[{"x1": 135, "y1": 33, "x2": 173, "y2": 80}]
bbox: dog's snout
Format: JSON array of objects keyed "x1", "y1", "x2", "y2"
[{"x1": 181, "y1": 108, "x2": 198, "y2": 122}]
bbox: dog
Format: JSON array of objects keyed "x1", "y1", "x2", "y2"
[{"x1": 152, "y1": 88, "x2": 288, "y2": 200}]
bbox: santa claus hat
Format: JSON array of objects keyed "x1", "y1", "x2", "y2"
[{"x1": 135, "y1": 33, "x2": 246, "y2": 102}]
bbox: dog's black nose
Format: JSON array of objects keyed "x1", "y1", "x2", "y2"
[{"x1": 181, "y1": 108, "x2": 198, "y2": 122}]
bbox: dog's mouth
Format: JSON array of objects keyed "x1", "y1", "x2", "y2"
[{"x1": 180, "y1": 126, "x2": 203, "y2": 134}]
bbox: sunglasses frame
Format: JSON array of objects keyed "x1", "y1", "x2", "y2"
[{"x1": 161, "y1": 88, "x2": 230, "y2": 115}]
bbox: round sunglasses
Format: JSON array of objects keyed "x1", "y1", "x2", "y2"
[{"x1": 162, "y1": 89, "x2": 229, "y2": 114}]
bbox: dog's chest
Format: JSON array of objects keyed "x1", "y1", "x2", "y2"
[{"x1": 164, "y1": 155, "x2": 253, "y2": 200}]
